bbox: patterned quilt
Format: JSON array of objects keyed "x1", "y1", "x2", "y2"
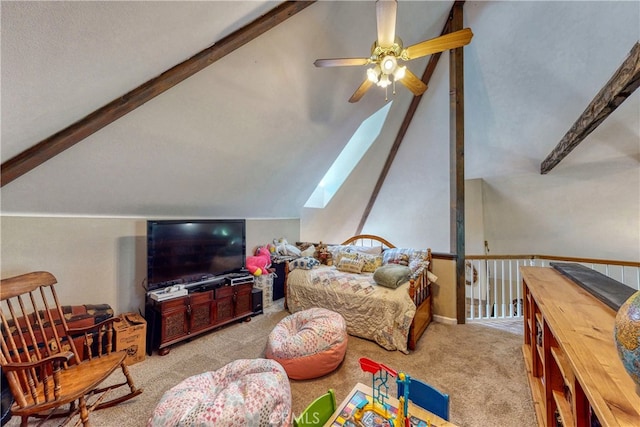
[{"x1": 287, "y1": 266, "x2": 416, "y2": 353}]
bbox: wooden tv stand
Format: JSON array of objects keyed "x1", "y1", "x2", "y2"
[
  {"x1": 145, "y1": 282, "x2": 253, "y2": 355},
  {"x1": 521, "y1": 267, "x2": 640, "y2": 426}
]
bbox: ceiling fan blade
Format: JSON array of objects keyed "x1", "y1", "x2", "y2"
[
  {"x1": 398, "y1": 68, "x2": 428, "y2": 96},
  {"x1": 404, "y1": 28, "x2": 473, "y2": 60},
  {"x1": 376, "y1": 0, "x2": 397, "y2": 47},
  {"x1": 349, "y1": 79, "x2": 374, "y2": 103},
  {"x1": 314, "y1": 58, "x2": 370, "y2": 68}
]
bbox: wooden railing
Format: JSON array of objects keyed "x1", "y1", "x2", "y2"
[{"x1": 464, "y1": 254, "x2": 640, "y2": 321}]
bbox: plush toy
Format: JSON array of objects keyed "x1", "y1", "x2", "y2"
[
  {"x1": 389, "y1": 253, "x2": 410, "y2": 266},
  {"x1": 314, "y1": 241, "x2": 331, "y2": 265},
  {"x1": 272, "y1": 238, "x2": 302, "y2": 257},
  {"x1": 246, "y1": 246, "x2": 272, "y2": 276}
]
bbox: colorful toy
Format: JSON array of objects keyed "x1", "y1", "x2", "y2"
[
  {"x1": 245, "y1": 246, "x2": 272, "y2": 276},
  {"x1": 314, "y1": 241, "x2": 332, "y2": 265},
  {"x1": 339, "y1": 358, "x2": 431, "y2": 427}
]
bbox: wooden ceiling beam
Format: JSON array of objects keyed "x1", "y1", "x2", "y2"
[
  {"x1": 540, "y1": 41, "x2": 640, "y2": 174},
  {"x1": 1, "y1": 1, "x2": 316, "y2": 187},
  {"x1": 356, "y1": 3, "x2": 458, "y2": 235}
]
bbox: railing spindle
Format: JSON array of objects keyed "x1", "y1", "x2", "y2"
[{"x1": 465, "y1": 254, "x2": 639, "y2": 321}]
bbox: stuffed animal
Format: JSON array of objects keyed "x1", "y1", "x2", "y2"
[
  {"x1": 314, "y1": 241, "x2": 331, "y2": 265},
  {"x1": 245, "y1": 246, "x2": 272, "y2": 276},
  {"x1": 389, "y1": 253, "x2": 410, "y2": 266},
  {"x1": 272, "y1": 238, "x2": 302, "y2": 257}
]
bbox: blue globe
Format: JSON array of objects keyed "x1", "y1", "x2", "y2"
[{"x1": 614, "y1": 290, "x2": 640, "y2": 393}]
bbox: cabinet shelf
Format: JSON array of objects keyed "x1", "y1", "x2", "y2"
[
  {"x1": 521, "y1": 267, "x2": 640, "y2": 427},
  {"x1": 523, "y1": 343, "x2": 545, "y2": 426},
  {"x1": 553, "y1": 389, "x2": 575, "y2": 427},
  {"x1": 550, "y1": 346, "x2": 574, "y2": 396},
  {"x1": 535, "y1": 344, "x2": 544, "y2": 366}
]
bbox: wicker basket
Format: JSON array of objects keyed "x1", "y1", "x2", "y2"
[{"x1": 254, "y1": 273, "x2": 274, "y2": 308}]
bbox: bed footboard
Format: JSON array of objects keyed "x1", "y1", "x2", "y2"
[{"x1": 408, "y1": 254, "x2": 433, "y2": 350}]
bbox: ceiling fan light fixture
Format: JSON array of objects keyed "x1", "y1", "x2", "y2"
[
  {"x1": 393, "y1": 65, "x2": 406, "y2": 80},
  {"x1": 380, "y1": 55, "x2": 397, "y2": 74},
  {"x1": 367, "y1": 65, "x2": 381, "y2": 83},
  {"x1": 378, "y1": 74, "x2": 391, "y2": 88}
]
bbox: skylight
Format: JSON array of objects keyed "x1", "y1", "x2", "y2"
[{"x1": 305, "y1": 102, "x2": 393, "y2": 208}]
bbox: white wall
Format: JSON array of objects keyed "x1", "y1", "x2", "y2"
[
  {"x1": 0, "y1": 216, "x2": 299, "y2": 314},
  {"x1": 481, "y1": 162, "x2": 639, "y2": 261},
  {"x1": 465, "y1": 178, "x2": 486, "y2": 255}
]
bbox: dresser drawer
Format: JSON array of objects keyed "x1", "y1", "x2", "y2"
[
  {"x1": 159, "y1": 296, "x2": 187, "y2": 313},
  {"x1": 189, "y1": 290, "x2": 213, "y2": 304},
  {"x1": 215, "y1": 286, "x2": 234, "y2": 299}
]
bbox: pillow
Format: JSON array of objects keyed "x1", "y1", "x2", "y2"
[
  {"x1": 336, "y1": 257, "x2": 365, "y2": 274},
  {"x1": 295, "y1": 241, "x2": 317, "y2": 251},
  {"x1": 289, "y1": 257, "x2": 320, "y2": 271},
  {"x1": 346, "y1": 245, "x2": 383, "y2": 255},
  {"x1": 373, "y1": 265, "x2": 412, "y2": 289},
  {"x1": 409, "y1": 249, "x2": 430, "y2": 264},
  {"x1": 359, "y1": 253, "x2": 383, "y2": 273},
  {"x1": 327, "y1": 245, "x2": 347, "y2": 262},
  {"x1": 328, "y1": 244, "x2": 382, "y2": 261},
  {"x1": 383, "y1": 248, "x2": 431, "y2": 276},
  {"x1": 300, "y1": 245, "x2": 315, "y2": 257},
  {"x1": 409, "y1": 258, "x2": 429, "y2": 277},
  {"x1": 382, "y1": 248, "x2": 414, "y2": 265},
  {"x1": 388, "y1": 253, "x2": 410, "y2": 266},
  {"x1": 334, "y1": 250, "x2": 357, "y2": 265}
]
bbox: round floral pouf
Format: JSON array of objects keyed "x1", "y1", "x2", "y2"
[
  {"x1": 266, "y1": 307, "x2": 347, "y2": 380},
  {"x1": 614, "y1": 290, "x2": 640, "y2": 394},
  {"x1": 148, "y1": 358, "x2": 292, "y2": 426}
]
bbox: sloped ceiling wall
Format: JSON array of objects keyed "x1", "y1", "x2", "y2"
[
  {"x1": 2, "y1": 1, "x2": 639, "y2": 259},
  {"x1": 1, "y1": 1, "x2": 449, "y2": 218}
]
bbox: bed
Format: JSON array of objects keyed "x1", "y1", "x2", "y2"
[{"x1": 284, "y1": 235, "x2": 434, "y2": 353}]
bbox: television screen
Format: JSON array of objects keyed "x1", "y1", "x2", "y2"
[{"x1": 146, "y1": 219, "x2": 246, "y2": 290}]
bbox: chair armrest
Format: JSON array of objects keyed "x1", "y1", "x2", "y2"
[
  {"x1": 67, "y1": 316, "x2": 121, "y2": 335},
  {"x1": 1, "y1": 351, "x2": 74, "y2": 371}
]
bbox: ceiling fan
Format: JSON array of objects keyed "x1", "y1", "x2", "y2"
[{"x1": 314, "y1": 0, "x2": 473, "y2": 103}]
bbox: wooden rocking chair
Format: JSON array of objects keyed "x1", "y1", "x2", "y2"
[{"x1": 0, "y1": 271, "x2": 143, "y2": 426}]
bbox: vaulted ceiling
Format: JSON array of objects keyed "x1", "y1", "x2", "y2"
[{"x1": 2, "y1": 1, "x2": 638, "y2": 219}]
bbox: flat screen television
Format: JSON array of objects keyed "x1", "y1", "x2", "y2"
[{"x1": 146, "y1": 219, "x2": 246, "y2": 291}]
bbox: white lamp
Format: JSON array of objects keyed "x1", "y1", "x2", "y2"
[
  {"x1": 378, "y1": 74, "x2": 391, "y2": 88},
  {"x1": 367, "y1": 65, "x2": 381, "y2": 83},
  {"x1": 381, "y1": 55, "x2": 397, "y2": 74},
  {"x1": 393, "y1": 65, "x2": 406, "y2": 80}
]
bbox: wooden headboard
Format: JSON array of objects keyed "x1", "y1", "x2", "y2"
[{"x1": 341, "y1": 234, "x2": 395, "y2": 250}]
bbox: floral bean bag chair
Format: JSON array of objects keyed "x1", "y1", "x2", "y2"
[
  {"x1": 148, "y1": 358, "x2": 292, "y2": 426},
  {"x1": 266, "y1": 307, "x2": 347, "y2": 380}
]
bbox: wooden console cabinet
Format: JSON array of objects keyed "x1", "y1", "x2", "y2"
[
  {"x1": 145, "y1": 283, "x2": 253, "y2": 355},
  {"x1": 521, "y1": 267, "x2": 640, "y2": 427}
]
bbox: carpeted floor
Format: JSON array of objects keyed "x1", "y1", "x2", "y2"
[{"x1": 5, "y1": 300, "x2": 536, "y2": 426}]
